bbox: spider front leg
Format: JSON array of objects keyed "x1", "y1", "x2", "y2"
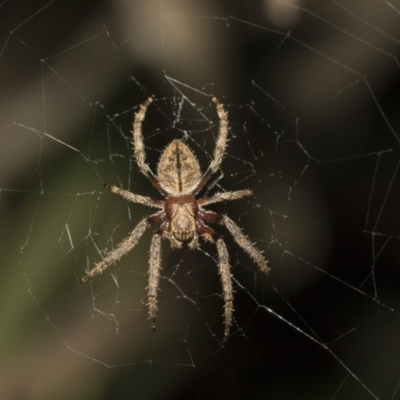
[
  {"x1": 197, "y1": 219, "x2": 234, "y2": 341},
  {"x1": 148, "y1": 233, "x2": 162, "y2": 331},
  {"x1": 148, "y1": 220, "x2": 180, "y2": 331},
  {"x1": 216, "y1": 237, "x2": 234, "y2": 341}
]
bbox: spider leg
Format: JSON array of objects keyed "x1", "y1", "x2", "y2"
[
  {"x1": 198, "y1": 189, "x2": 252, "y2": 206},
  {"x1": 192, "y1": 97, "x2": 230, "y2": 195},
  {"x1": 221, "y1": 215, "x2": 269, "y2": 274},
  {"x1": 132, "y1": 96, "x2": 168, "y2": 196},
  {"x1": 201, "y1": 169, "x2": 224, "y2": 196},
  {"x1": 148, "y1": 232, "x2": 162, "y2": 331},
  {"x1": 216, "y1": 237, "x2": 234, "y2": 341},
  {"x1": 196, "y1": 220, "x2": 233, "y2": 341},
  {"x1": 105, "y1": 184, "x2": 163, "y2": 208},
  {"x1": 193, "y1": 169, "x2": 223, "y2": 196},
  {"x1": 132, "y1": 96, "x2": 154, "y2": 178},
  {"x1": 209, "y1": 96, "x2": 229, "y2": 174},
  {"x1": 80, "y1": 212, "x2": 164, "y2": 283},
  {"x1": 148, "y1": 219, "x2": 183, "y2": 331}
]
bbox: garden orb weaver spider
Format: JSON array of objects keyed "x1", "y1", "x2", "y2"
[{"x1": 81, "y1": 96, "x2": 269, "y2": 341}]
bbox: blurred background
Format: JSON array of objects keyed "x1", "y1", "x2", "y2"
[{"x1": 1, "y1": 0, "x2": 400, "y2": 399}]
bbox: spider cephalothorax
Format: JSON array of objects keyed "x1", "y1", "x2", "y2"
[{"x1": 81, "y1": 96, "x2": 269, "y2": 341}]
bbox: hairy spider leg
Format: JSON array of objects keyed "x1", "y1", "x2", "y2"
[
  {"x1": 148, "y1": 233, "x2": 162, "y2": 330},
  {"x1": 81, "y1": 95, "x2": 268, "y2": 340},
  {"x1": 200, "y1": 169, "x2": 224, "y2": 197},
  {"x1": 221, "y1": 215, "x2": 269, "y2": 274},
  {"x1": 195, "y1": 215, "x2": 234, "y2": 341},
  {"x1": 198, "y1": 189, "x2": 252, "y2": 207},
  {"x1": 80, "y1": 211, "x2": 165, "y2": 283},
  {"x1": 132, "y1": 96, "x2": 168, "y2": 196},
  {"x1": 209, "y1": 96, "x2": 230, "y2": 174},
  {"x1": 216, "y1": 238, "x2": 234, "y2": 341},
  {"x1": 200, "y1": 210, "x2": 268, "y2": 273},
  {"x1": 192, "y1": 97, "x2": 230, "y2": 195},
  {"x1": 197, "y1": 209, "x2": 269, "y2": 340},
  {"x1": 132, "y1": 96, "x2": 154, "y2": 178},
  {"x1": 104, "y1": 184, "x2": 164, "y2": 208}
]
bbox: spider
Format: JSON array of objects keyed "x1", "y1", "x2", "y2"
[{"x1": 81, "y1": 96, "x2": 269, "y2": 340}]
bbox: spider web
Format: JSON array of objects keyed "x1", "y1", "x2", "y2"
[{"x1": 1, "y1": 0, "x2": 400, "y2": 399}]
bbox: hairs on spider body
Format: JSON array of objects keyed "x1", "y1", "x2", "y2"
[{"x1": 81, "y1": 96, "x2": 269, "y2": 341}]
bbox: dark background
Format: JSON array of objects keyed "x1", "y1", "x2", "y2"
[{"x1": 0, "y1": 1, "x2": 400, "y2": 399}]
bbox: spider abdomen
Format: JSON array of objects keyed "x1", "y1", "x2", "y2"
[{"x1": 157, "y1": 140, "x2": 202, "y2": 195}]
